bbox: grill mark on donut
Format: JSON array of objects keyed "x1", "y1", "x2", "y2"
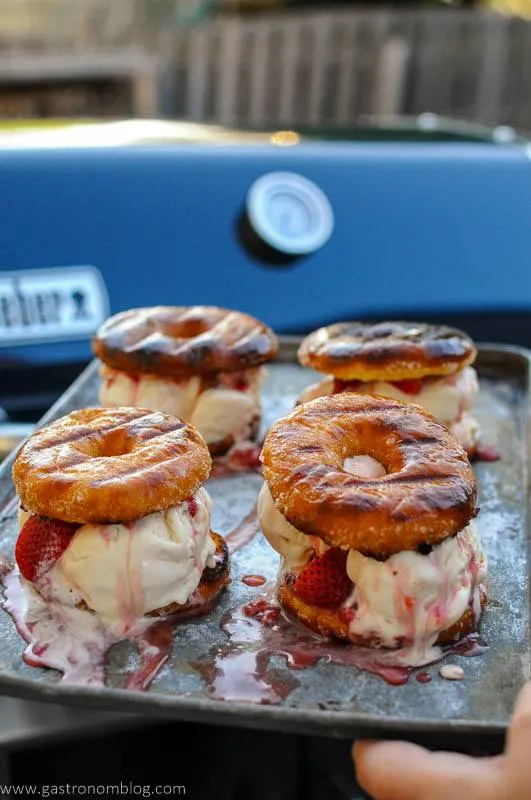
[
  {"x1": 297, "y1": 444, "x2": 325, "y2": 454},
  {"x1": 93, "y1": 306, "x2": 278, "y2": 378},
  {"x1": 313, "y1": 401, "x2": 406, "y2": 418},
  {"x1": 120, "y1": 418, "x2": 188, "y2": 439},
  {"x1": 337, "y1": 492, "x2": 380, "y2": 512},
  {"x1": 298, "y1": 320, "x2": 475, "y2": 377},
  {"x1": 88, "y1": 462, "x2": 156, "y2": 484},
  {"x1": 27, "y1": 420, "x2": 132, "y2": 451},
  {"x1": 400, "y1": 438, "x2": 443, "y2": 448},
  {"x1": 173, "y1": 340, "x2": 213, "y2": 368},
  {"x1": 382, "y1": 472, "x2": 459, "y2": 485},
  {"x1": 424, "y1": 337, "x2": 471, "y2": 360},
  {"x1": 27, "y1": 414, "x2": 190, "y2": 457}
]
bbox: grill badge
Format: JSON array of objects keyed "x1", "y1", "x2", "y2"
[{"x1": 0, "y1": 266, "x2": 109, "y2": 346}]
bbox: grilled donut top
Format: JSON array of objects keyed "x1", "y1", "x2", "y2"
[
  {"x1": 298, "y1": 321, "x2": 476, "y2": 381},
  {"x1": 93, "y1": 306, "x2": 279, "y2": 379},
  {"x1": 260, "y1": 393, "x2": 477, "y2": 557},
  {"x1": 13, "y1": 407, "x2": 211, "y2": 524}
]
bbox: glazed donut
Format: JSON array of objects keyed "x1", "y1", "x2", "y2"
[
  {"x1": 260, "y1": 393, "x2": 477, "y2": 558},
  {"x1": 93, "y1": 306, "x2": 279, "y2": 379},
  {"x1": 278, "y1": 580, "x2": 487, "y2": 645},
  {"x1": 13, "y1": 407, "x2": 211, "y2": 524},
  {"x1": 298, "y1": 321, "x2": 476, "y2": 382}
]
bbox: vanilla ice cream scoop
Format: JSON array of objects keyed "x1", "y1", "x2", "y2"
[
  {"x1": 101, "y1": 367, "x2": 265, "y2": 449},
  {"x1": 298, "y1": 368, "x2": 480, "y2": 452},
  {"x1": 345, "y1": 522, "x2": 486, "y2": 664},
  {"x1": 257, "y1": 483, "x2": 315, "y2": 567},
  {"x1": 24, "y1": 488, "x2": 215, "y2": 630},
  {"x1": 191, "y1": 388, "x2": 258, "y2": 446},
  {"x1": 368, "y1": 367, "x2": 478, "y2": 423},
  {"x1": 101, "y1": 371, "x2": 201, "y2": 420}
]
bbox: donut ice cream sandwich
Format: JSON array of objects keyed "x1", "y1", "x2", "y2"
[
  {"x1": 93, "y1": 306, "x2": 278, "y2": 457},
  {"x1": 258, "y1": 393, "x2": 487, "y2": 666},
  {"x1": 298, "y1": 321, "x2": 480, "y2": 457},
  {"x1": 11, "y1": 407, "x2": 229, "y2": 630}
]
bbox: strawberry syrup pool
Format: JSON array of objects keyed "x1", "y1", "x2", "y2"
[
  {"x1": 195, "y1": 590, "x2": 488, "y2": 702},
  {"x1": 2, "y1": 567, "x2": 213, "y2": 690}
]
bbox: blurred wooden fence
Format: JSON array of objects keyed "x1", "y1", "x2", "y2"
[
  {"x1": 0, "y1": 0, "x2": 212, "y2": 48},
  {"x1": 1, "y1": 4, "x2": 531, "y2": 130},
  {"x1": 0, "y1": 0, "x2": 164, "y2": 117},
  {"x1": 162, "y1": 9, "x2": 531, "y2": 132}
]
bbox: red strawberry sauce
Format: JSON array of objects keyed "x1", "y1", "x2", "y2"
[
  {"x1": 192, "y1": 590, "x2": 487, "y2": 702},
  {"x1": 242, "y1": 575, "x2": 266, "y2": 587}
]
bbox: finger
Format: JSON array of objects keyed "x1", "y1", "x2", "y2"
[
  {"x1": 505, "y1": 682, "x2": 531, "y2": 798},
  {"x1": 353, "y1": 740, "x2": 503, "y2": 800}
]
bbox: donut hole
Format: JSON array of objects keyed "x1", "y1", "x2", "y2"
[
  {"x1": 158, "y1": 319, "x2": 211, "y2": 340},
  {"x1": 343, "y1": 455, "x2": 387, "y2": 479},
  {"x1": 75, "y1": 430, "x2": 134, "y2": 459},
  {"x1": 340, "y1": 422, "x2": 399, "y2": 478}
]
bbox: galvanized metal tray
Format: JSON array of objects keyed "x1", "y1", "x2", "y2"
[{"x1": 0, "y1": 339, "x2": 528, "y2": 744}]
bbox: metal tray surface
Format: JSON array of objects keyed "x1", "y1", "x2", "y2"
[{"x1": 0, "y1": 341, "x2": 528, "y2": 741}]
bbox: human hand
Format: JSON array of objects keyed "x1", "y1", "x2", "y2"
[{"x1": 352, "y1": 682, "x2": 531, "y2": 799}]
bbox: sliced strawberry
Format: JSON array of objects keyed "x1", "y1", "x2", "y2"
[
  {"x1": 293, "y1": 548, "x2": 352, "y2": 608},
  {"x1": 16, "y1": 517, "x2": 78, "y2": 583},
  {"x1": 392, "y1": 378, "x2": 423, "y2": 396}
]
